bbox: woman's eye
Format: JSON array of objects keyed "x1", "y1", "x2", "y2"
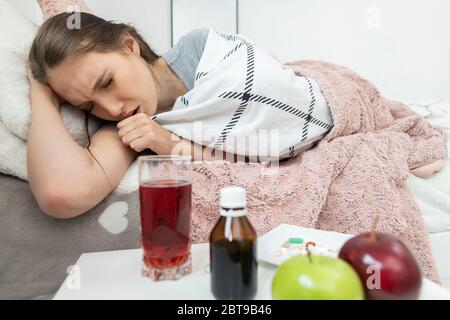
[{"x1": 104, "y1": 78, "x2": 113, "y2": 88}]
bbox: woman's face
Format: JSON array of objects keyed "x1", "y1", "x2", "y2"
[{"x1": 47, "y1": 36, "x2": 158, "y2": 121}]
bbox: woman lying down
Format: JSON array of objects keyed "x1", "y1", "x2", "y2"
[{"x1": 27, "y1": 12, "x2": 334, "y2": 218}]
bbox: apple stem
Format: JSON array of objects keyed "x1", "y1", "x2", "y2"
[
  {"x1": 371, "y1": 214, "x2": 380, "y2": 241},
  {"x1": 306, "y1": 244, "x2": 313, "y2": 264}
]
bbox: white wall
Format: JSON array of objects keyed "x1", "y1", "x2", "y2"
[
  {"x1": 8, "y1": 0, "x2": 449, "y2": 101},
  {"x1": 85, "y1": 0, "x2": 171, "y2": 54},
  {"x1": 239, "y1": 0, "x2": 450, "y2": 102},
  {"x1": 6, "y1": 0, "x2": 172, "y2": 54}
]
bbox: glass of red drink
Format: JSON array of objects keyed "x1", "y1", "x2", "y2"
[{"x1": 137, "y1": 155, "x2": 192, "y2": 280}]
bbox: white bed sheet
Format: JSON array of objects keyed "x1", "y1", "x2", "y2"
[
  {"x1": 407, "y1": 160, "x2": 450, "y2": 233},
  {"x1": 405, "y1": 99, "x2": 450, "y2": 233}
]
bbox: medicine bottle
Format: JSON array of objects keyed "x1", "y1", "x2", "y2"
[{"x1": 209, "y1": 186, "x2": 258, "y2": 299}]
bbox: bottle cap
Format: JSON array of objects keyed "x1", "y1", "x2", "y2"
[{"x1": 220, "y1": 186, "x2": 247, "y2": 209}]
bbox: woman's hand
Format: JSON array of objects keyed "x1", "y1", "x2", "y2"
[
  {"x1": 27, "y1": 65, "x2": 64, "y2": 107},
  {"x1": 117, "y1": 113, "x2": 182, "y2": 154}
]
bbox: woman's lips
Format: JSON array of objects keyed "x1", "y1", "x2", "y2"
[{"x1": 130, "y1": 106, "x2": 140, "y2": 116}]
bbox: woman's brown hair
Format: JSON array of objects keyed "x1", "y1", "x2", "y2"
[{"x1": 28, "y1": 11, "x2": 160, "y2": 188}]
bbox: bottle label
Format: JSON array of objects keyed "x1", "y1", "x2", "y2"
[{"x1": 220, "y1": 207, "x2": 247, "y2": 217}]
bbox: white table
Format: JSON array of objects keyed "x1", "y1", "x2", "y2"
[{"x1": 54, "y1": 243, "x2": 450, "y2": 300}]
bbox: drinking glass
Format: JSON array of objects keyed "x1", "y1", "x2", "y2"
[{"x1": 137, "y1": 155, "x2": 192, "y2": 280}]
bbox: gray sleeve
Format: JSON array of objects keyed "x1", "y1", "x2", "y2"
[{"x1": 162, "y1": 28, "x2": 209, "y2": 91}]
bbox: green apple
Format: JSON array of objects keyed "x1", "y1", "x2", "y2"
[{"x1": 272, "y1": 255, "x2": 364, "y2": 300}]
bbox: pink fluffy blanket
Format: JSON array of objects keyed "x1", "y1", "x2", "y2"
[{"x1": 189, "y1": 60, "x2": 448, "y2": 282}]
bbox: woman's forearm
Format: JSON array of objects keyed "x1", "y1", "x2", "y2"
[
  {"x1": 117, "y1": 115, "x2": 247, "y2": 162},
  {"x1": 27, "y1": 91, "x2": 94, "y2": 208},
  {"x1": 173, "y1": 138, "x2": 247, "y2": 162}
]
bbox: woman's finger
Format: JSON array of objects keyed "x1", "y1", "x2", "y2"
[
  {"x1": 129, "y1": 136, "x2": 151, "y2": 152},
  {"x1": 117, "y1": 113, "x2": 147, "y2": 129},
  {"x1": 118, "y1": 122, "x2": 137, "y2": 138},
  {"x1": 121, "y1": 128, "x2": 145, "y2": 145}
]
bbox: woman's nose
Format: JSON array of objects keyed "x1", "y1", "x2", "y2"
[
  {"x1": 97, "y1": 97, "x2": 124, "y2": 117},
  {"x1": 110, "y1": 103, "x2": 125, "y2": 118}
]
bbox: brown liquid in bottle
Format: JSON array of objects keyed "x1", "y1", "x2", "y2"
[{"x1": 209, "y1": 210, "x2": 257, "y2": 300}]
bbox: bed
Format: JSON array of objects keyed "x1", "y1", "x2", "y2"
[
  {"x1": 1, "y1": 150, "x2": 449, "y2": 299},
  {"x1": 2, "y1": 98, "x2": 450, "y2": 299},
  {"x1": 405, "y1": 99, "x2": 450, "y2": 288},
  {"x1": 409, "y1": 172, "x2": 450, "y2": 289}
]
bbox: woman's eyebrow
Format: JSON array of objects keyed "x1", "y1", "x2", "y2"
[{"x1": 91, "y1": 70, "x2": 107, "y2": 94}]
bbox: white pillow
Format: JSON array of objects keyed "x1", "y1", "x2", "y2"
[
  {"x1": 0, "y1": 0, "x2": 101, "y2": 141},
  {"x1": 0, "y1": 0, "x2": 102, "y2": 181},
  {"x1": 0, "y1": 0, "x2": 38, "y2": 139},
  {"x1": 0, "y1": 120, "x2": 27, "y2": 180}
]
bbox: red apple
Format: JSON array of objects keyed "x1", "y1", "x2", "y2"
[{"x1": 338, "y1": 232, "x2": 422, "y2": 300}]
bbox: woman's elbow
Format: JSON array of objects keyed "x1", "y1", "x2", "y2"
[{"x1": 37, "y1": 186, "x2": 87, "y2": 220}]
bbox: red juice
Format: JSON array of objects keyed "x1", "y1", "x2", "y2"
[{"x1": 139, "y1": 180, "x2": 192, "y2": 270}]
